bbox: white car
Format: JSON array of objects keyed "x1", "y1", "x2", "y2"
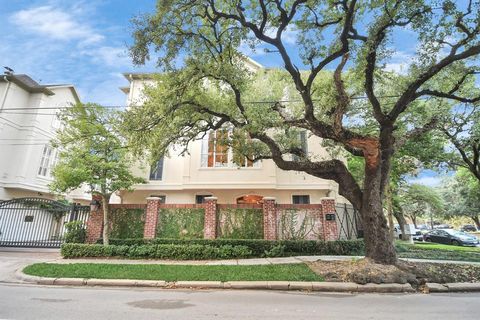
[{"x1": 394, "y1": 224, "x2": 424, "y2": 241}]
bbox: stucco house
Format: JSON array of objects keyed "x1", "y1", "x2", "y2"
[
  {"x1": 0, "y1": 70, "x2": 89, "y2": 203},
  {"x1": 116, "y1": 60, "x2": 347, "y2": 205}
]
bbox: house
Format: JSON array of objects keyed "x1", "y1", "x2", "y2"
[
  {"x1": 116, "y1": 60, "x2": 348, "y2": 205},
  {"x1": 0, "y1": 70, "x2": 89, "y2": 203}
]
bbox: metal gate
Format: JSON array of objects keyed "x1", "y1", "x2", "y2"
[
  {"x1": 0, "y1": 198, "x2": 89, "y2": 248},
  {"x1": 335, "y1": 203, "x2": 363, "y2": 240}
]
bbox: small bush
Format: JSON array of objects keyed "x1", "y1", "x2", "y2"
[
  {"x1": 64, "y1": 221, "x2": 86, "y2": 243},
  {"x1": 61, "y1": 243, "x2": 253, "y2": 260}
]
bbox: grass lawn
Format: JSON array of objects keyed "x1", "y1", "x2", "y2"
[
  {"x1": 396, "y1": 241, "x2": 480, "y2": 262},
  {"x1": 23, "y1": 263, "x2": 323, "y2": 282},
  {"x1": 410, "y1": 242, "x2": 480, "y2": 252}
]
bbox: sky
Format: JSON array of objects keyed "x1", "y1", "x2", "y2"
[{"x1": 0, "y1": 0, "x2": 447, "y2": 186}]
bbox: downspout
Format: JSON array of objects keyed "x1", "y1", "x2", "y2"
[{"x1": 0, "y1": 76, "x2": 11, "y2": 112}]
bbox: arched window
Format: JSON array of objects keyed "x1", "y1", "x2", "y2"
[{"x1": 236, "y1": 195, "x2": 263, "y2": 204}]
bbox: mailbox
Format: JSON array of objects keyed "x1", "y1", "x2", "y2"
[{"x1": 325, "y1": 213, "x2": 336, "y2": 221}]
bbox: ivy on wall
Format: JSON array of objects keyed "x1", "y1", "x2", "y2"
[
  {"x1": 156, "y1": 208, "x2": 205, "y2": 239},
  {"x1": 109, "y1": 208, "x2": 146, "y2": 239},
  {"x1": 277, "y1": 209, "x2": 320, "y2": 240},
  {"x1": 217, "y1": 208, "x2": 263, "y2": 239}
]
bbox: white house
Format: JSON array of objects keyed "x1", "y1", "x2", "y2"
[
  {"x1": 0, "y1": 70, "x2": 89, "y2": 203},
  {"x1": 117, "y1": 60, "x2": 347, "y2": 205}
]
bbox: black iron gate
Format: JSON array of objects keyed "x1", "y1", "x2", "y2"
[
  {"x1": 335, "y1": 203, "x2": 363, "y2": 240},
  {"x1": 0, "y1": 198, "x2": 89, "y2": 248}
]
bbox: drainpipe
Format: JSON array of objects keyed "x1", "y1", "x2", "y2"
[{"x1": 0, "y1": 75, "x2": 12, "y2": 112}]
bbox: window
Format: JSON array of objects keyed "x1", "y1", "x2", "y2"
[
  {"x1": 38, "y1": 145, "x2": 54, "y2": 177},
  {"x1": 292, "y1": 131, "x2": 308, "y2": 161},
  {"x1": 149, "y1": 157, "x2": 164, "y2": 180},
  {"x1": 149, "y1": 195, "x2": 166, "y2": 203},
  {"x1": 292, "y1": 195, "x2": 310, "y2": 204},
  {"x1": 195, "y1": 194, "x2": 212, "y2": 204},
  {"x1": 200, "y1": 130, "x2": 259, "y2": 168}
]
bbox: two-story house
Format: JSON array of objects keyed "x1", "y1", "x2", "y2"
[
  {"x1": 116, "y1": 60, "x2": 346, "y2": 205},
  {"x1": 0, "y1": 70, "x2": 89, "y2": 203}
]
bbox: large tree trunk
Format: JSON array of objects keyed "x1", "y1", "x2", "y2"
[
  {"x1": 102, "y1": 195, "x2": 110, "y2": 246},
  {"x1": 361, "y1": 164, "x2": 397, "y2": 265},
  {"x1": 385, "y1": 184, "x2": 395, "y2": 242},
  {"x1": 393, "y1": 210, "x2": 411, "y2": 243},
  {"x1": 472, "y1": 215, "x2": 480, "y2": 230}
]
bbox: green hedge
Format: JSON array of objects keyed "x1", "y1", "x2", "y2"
[
  {"x1": 96, "y1": 238, "x2": 365, "y2": 257},
  {"x1": 109, "y1": 208, "x2": 145, "y2": 239},
  {"x1": 156, "y1": 208, "x2": 204, "y2": 239},
  {"x1": 61, "y1": 243, "x2": 252, "y2": 260},
  {"x1": 217, "y1": 208, "x2": 263, "y2": 239}
]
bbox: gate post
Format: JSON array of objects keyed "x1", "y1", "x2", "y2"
[
  {"x1": 321, "y1": 197, "x2": 339, "y2": 241},
  {"x1": 144, "y1": 197, "x2": 162, "y2": 239},
  {"x1": 262, "y1": 197, "x2": 277, "y2": 240},
  {"x1": 86, "y1": 194, "x2": 104, "y2": 244},
  {"x1": 203, "y1": 197, "x2": 217, "y2": 239}
]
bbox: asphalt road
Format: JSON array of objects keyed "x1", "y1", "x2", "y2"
[{"x1": 0, "y1": 283, "x2": 478, "y2": 320}]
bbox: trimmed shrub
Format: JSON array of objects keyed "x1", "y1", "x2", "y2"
[
  {"x1": 95, "y1": 238, "x2": 365, "y2": 257},
  {"x1": 64, "y1": 221, "x2": 86, "y2": 243},
  {"x1": 61, "y1": 243, "x2": 253, "y2": 260}
]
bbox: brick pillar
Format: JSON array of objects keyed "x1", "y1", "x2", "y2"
[
  {"x1": 262, "y1": 197, "x2": 277, "y2": 240},
  {"x1": 321, "y1": 197, "x2": 339, "y2": 241},
  {"x1": 144, "y1": 197, "x2": 161, "y2": 239},
  {"x1": 86, "y1": 194, "x2": 103, "y2": 244},
  {"x1": 203, "y1": 197, "x2": 217, "y2": 239}
]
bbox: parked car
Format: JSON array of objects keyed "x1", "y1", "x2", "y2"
[
  {"x1": 394, "y1": 224, "x2": 424, "y2": 241},
  {"x1": 433, "y1": 224, "x2": 451, "y2": 229},
  {"x1": 460, "y1": 225, "x2": 478, "y2": 232},
  {"x1": 423, "y1": 229, "x2": 479, "y2": 246}
]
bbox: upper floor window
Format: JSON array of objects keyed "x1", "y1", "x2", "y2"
[
  {"x1": 292, "y1": 195, "x2": 310, "y2": 204},
  {"x1": 200, "y1": 130, "x2": 259, "y2": 168},
  {"x1": 149, "y1": 157, "x2": 164, "y2": 180},
  {"x1": 38, "y1": 144, "x2": 56, "y2": 177}
]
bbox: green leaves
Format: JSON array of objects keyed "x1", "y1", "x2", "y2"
[{"x1": 50, "y1": 103, "x2": 145, "y2": 197}]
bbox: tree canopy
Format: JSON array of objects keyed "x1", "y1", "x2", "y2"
[
  {"x1": 51, "y1": 103, "x2": 144, "y2": 245},
  {"x1": 124, "y1": 0, "x2": 480, "y2": 264}
]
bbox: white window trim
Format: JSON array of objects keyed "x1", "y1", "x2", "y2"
[{"x1": 200, "y1": 131, "x2": 261, "y2": 169}]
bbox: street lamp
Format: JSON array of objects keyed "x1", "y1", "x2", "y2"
[{"x1": 90, "y1": 199, "x2": 101, "y2": 212}]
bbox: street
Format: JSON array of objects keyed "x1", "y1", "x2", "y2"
[{"x1": 0, "y1": 283, "x2": 478, "y2": 320}]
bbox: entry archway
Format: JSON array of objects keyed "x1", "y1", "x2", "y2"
[{"x1": 236, "y1": 195, "x2": 263, "y2": 204}]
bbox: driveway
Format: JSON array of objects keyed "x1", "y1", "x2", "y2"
[{"x1": 0, "y1": 248, "x2": 60, "y2": 283}]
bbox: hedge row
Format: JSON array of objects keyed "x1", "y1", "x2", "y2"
[
  {"x1": 95, "y1": 238, "x2": 365, "y2": 257},
  {"x1": 61, "y1": 243, "x2": 252, "y2": 260}
]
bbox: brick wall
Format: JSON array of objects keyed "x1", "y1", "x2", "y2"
[
  {"x1": 86, "y1": 194, "x2": 103, "y2": 243},
  {"x1": 85, "y1": 197, "x2": 340, "y2": 242},
  {"x1": 263, "y1": 197, "x2": 277, "y2": 240},
  {"x1": 321, "y1": 197, "x2": 339, "y2": 241},
  {"x1": 144, "y1": 197, "x2": 162, "y2": 239},
  {"x1": 203, "y1": 197, "x2": 217, "y2": 239}
]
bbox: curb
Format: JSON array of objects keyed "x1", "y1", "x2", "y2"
[
  {"x1": 15, "y1": 269, "x2": 414, "y2": 293},
  {"x1": 15, "y1": 269, "x2": 480, "y2": 293}
]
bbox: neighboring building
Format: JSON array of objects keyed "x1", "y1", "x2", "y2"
[
  {"x1": 117, "y1": 60, "x2": 347, "y2": 205},
  {"x1": 0, "y1": 70, "x2": 89, "y2": 203}
]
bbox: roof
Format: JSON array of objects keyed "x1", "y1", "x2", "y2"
[
  {"x1": 0, "y1": 74, "x2": 81, "y2": 103},
  {"x1": 0, "y1": 74, "x2": 54, "y2": 95}
]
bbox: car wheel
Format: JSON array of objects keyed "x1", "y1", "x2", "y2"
[
  {"x1": 425, "y1": 238, "x2": 432, "y2": 242},
  {"x1": 451, "y1": 240, "x2": 461, "y2": 246}
]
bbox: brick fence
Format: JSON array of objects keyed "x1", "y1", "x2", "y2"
[{"x1": 86, "y1": 197, "x2": 340, "y2": 243}]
